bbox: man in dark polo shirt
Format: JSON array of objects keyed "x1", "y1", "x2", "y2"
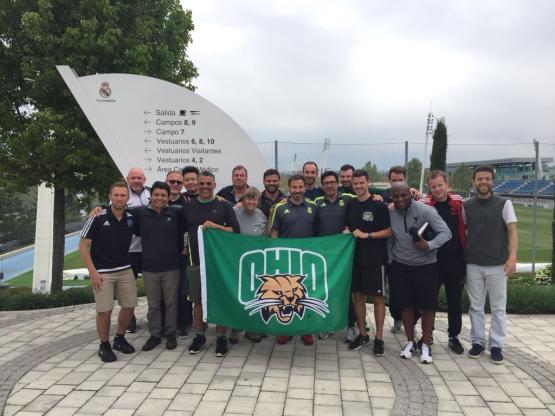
[
  {"x1": 338, "y1": 164, "x2": 355, "y2": 195},
  {"x1": 183, "y1": 170, "x2": 240, "y2": 357},
  {"x1": 79, "y1": 181, "x2": 138, "y2": 362},
  {"x1": 345, "y1": 170, "x2": 392, "y2": 355},
  {"x1": 303, "y1": 161, "x2": 324, "y2": 201},
  {"x1": 259, "y1": 168, "x2": 284, "y2": 217},
  {"x1": 132, "y1": 181, "x2": 185, "y2": 352},
  {"x1": 314, "y1": 170, "x2": 355, "y2": 340},
  {"x1": 270, "y1": 174, "x2": 318, "y2": 346},
  {"x1": 182, "y1": 165, "x2": 200, "y2": 200},
  {"x1": 217, "y1": 165, "x2": 249, "y2": 204}
]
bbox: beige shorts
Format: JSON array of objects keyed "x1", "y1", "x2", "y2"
[{"x1": 93, "y1": 268, "x2": 138, "y2": 313}]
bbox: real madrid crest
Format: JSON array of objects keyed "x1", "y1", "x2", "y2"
[{"x1": 99, "y1": 81, "x2": 112, "y2": 98}]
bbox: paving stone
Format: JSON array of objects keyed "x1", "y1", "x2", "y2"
[
  {"x1": 57, "y1": 390, "x2": 95, "y2": 408},
  {"x1": 225, "y1": 396, "x2": 257, "y2": 414},
  {"x1": 168, "y1": 393, "x2": 203, "y2": 411},
  {"x1": 283, "y1": 398, "x2": 313, "y2": 416},
  {"x1": 135, "y1": 397, "x2": 171, "y2": 416}
]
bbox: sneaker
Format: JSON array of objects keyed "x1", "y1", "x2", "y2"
[
  {"x1": 468, "y1": 343, "x2": 485, "y2": 359},
  {"x1": 98, "y1": 343, "x2": 116, "y2": 362},
  {"x1": 448, "y1": 337, "x2": 464, "y2": 355},
  {"x1": 400, "y1": 341, "x2": 415, "y2": 359},
  {"x1": 318, "y1": 332, "x2": 331, "y2": 340},
  {"x1": 245, "y1": 332, "x2": 262, "y2": 343},
  {"x1": 141, "y1": 336, "x2": 161, "y2": 351},
  {"x1": 420, "y1": 343, "x2": 433, "y2": 364},
  {"x1": 277, "y1": 335, "x2": 292, "y2": 345},
  {"x1": 166, "y1": 334, "x2": 177, "y2": 350},
  {"x1": 126, "y1": 315, "x2": 137, "y2": 333},
  {"x1": 229, "y1": 329, "x2": 241, "y2": 344},
  {"x1": 490, "y1": 347, "x2": 504, "y2": 365},
  {"x1": 215, "y1": 336, "x2": 228, "y2": 357},
  {"x1": 373, "y1": 338, "x2": 385, "y2": 357},
  {"x1": 112, "y1": 336, "x2": 135, "y2": 354},
  {"x1": 179, "y1": 327, "x2": 189, "y2": 338},
  {"x1": 344, "y1": 326, "x2": 358, "y2": 343},
  {"x1": 188, "y1": 333, "x2": 206, "y2": 354},
  {"x1": 302, "y1": 335, "x2": 314, "y2": 346},
  {"x1": 348, "y1": 334, "x2": 370, "y2": 351},
  {"x1": 416, "y1": 336, "x2": 434, "y2": 351},
  {"x1": 391, "y1": 320, "x2": 402, "y2": 333}
]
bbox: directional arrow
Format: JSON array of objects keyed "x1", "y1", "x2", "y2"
[
  {"x1": 144, "y1": 129, "x2": 152, "y2": 134},
  {"x1": 144, "y1": 110, "x2": 151, "y2": 116},
  {"x1": 144, "y1": 138, "x2": 152, "y2": 144},
  {"x1": 144, "y1": 120, "x2": 151, "y2": 125},
  {"x1": 144, "y1": 148, "x2": 152, "y2": 153},
  {"x1": 144, "y1": 157, "x2": 152, "y2": 163},
  {"x1": 145, "y1": 166, "x2": 152, "y2": 172}
]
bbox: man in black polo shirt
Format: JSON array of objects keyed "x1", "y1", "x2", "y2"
[
  {"x1": 259, "y1": 168, "x2": 284, "y2": 217},
  {"x1": 314, "y1": 170, "x2": 355, "y2": 340},
  {"x1": 345, "y1": 170, "x2": 392, "y2": 355},
  {"x1": 217, "y1": 165, "x2": 249, "y2": 204},
  {"x1": 270, "y1": 174, "x2": 318, "y2": 346},
  {"x1": 183, "y1": 170, "x2": 240, "y2": 357},
  {"x1": 132, "y1": 181, "x2": 185, "y2": 352},
  {"x1": 303, "y1": 161, "x2": 324, "y2": 201},
  {"x1": 79, "y1": 181, "x2": 138, "y2": 362},
  {"x1": 182, "y1": 165, "x2": 200, "y2": 200}
]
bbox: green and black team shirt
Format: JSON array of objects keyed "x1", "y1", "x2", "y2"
[
  {"x1": 345, "y1": 198, "x2": 390, "y2": 267},
  {"x1": 271, "y1": 198, "x2": 318, "y2": 238},
  {"x1": 183, "y1": 198, "x2": 240, "y2": 266},
  {"x1": 314, "y1": 193, "x2": 355, "y2": 236},
  {"x1": 81, "y1": 208, "x2": 137, "y2": 273},
  {"x1": 131, "y1": 205, "x2": 185, "y2": 273}
]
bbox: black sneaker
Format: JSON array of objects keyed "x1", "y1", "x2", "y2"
[
  {"x1": 179, "y1": 327, "x2": 189, "y2": 338},
  {"x1": 141, "y1": 336, "x2": 161, "y2": 351},
  {"x1": 490, "y1": 347, "x2": 504, "y2": 365},
  {"x1": 189, "y1": 334, "x2": 206, "y2": 354},
  {"x1": 215, "y1": 336, "x2": 228, "y2": 357},
  {"x1": 98, "y1": 343, "x2": 116, "y2": 362},
  {"x1": 113, "y1": 336, "x2": 135, "y2": 354},
  {"x1": 448, "y1": 337, "x2": 464, "y2": 355},
  {"x1": 126, "y1": 315, "x2": 137, "y2": 333},
  {"x1": 348, "y1": 334, "x2": 370, "y2": 351},
  {"x1": 373, "y1": 338, "x2": 385, "y2": 357},
  {"x1": 166, "y1": 334, "x2": 177, "y2": 350},
  {"x1": 468, "y1": 343, "x2": 485, "y2": 359}
]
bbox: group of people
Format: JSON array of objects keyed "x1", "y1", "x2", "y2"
[{"x1": 79, "y1": 160, "x2": 517, "y2": 366}]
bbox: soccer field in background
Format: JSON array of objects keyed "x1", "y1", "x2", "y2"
[{"x1": 514, "y1": 205, "x2": 552, "y2": 263}]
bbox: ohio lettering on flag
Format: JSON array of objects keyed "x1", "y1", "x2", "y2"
[{"x1": 198, "y1": 228, "x2": 354, "y2": 335}]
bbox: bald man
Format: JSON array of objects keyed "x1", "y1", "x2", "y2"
[{"x1": 125, "y1": 167, "x2": 151, "y2": 332}]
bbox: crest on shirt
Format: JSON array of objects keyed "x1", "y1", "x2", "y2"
[
  {"x1": 103, "y1": 221, "x2": 111, "y2": 226},
  {"x1": 307, "y1": 207, "x2": 313, "y2": 214},
  {"x1": 283, "y1": 209, "x2": 290, "y2": 215},
  {"x1": 339, "y1": 199, "x2": 345, "y2": 207},
  {"x1": 362, "y1": 211, "x2": 374, "y2": 221}
]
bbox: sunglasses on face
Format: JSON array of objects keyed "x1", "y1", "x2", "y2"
[{"x1": 167, "y1": 180, "x2": 183, "y2": 185}]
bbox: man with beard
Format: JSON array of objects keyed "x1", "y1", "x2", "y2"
[
  {"x1": 184, "y1": 171, "x2": 240, "y2": 357},
  {"x1": 345, "y1": 170, "x2": 392, "y2": 355},
  {"x1": 259, "y1": 168, "x2": 284, "y2": 217},
  {"x1": 217, "y1": 165, "x2": 249, "y2": 204},
  {"x1": 303, "y1": 161, "x2": 324, "y2": 201},
  {"x1": 338, "y1": 164, "x2": 355, "y2": 195},
  {"x1": 270, "y1": 175, "x2": 318, "y2": 346},
  {"x1": 389, "y1": 183, "x2": 451, "y2": 364},
  {"x1": 420, "y1": 171, "x2": 466, "y2": 354},
  {"x1": 464, "y1": 166, "x2": 517, "y2": 364},
  {"x1": 125, "y1": 167, "x2": 150, "y2": 333}
]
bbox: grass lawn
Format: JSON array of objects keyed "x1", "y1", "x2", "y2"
[{"x1": 514, "y1": 205, "x2": 553, "y2": 262}]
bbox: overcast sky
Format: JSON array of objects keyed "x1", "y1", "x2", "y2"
[{"x1": 183, "y1": 0, "x2": 555, "y2": 172}]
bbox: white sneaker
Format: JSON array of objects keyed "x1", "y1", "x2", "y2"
[
  {"x1": 345, "y1": 326, "x2": 358, "y2": 343},
  {"x1": 400, "y1": 341, "x2": 415, "y2": 359},
  {"x1": 420, "y1": 343, "x2": 433, "y2": 364}
]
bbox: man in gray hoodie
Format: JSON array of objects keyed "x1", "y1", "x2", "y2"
[{"x1": 388, "y1": 183, "x2": 451, "y2": 364}]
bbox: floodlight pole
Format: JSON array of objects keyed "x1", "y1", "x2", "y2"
[
  {"x1": 531, "y1": 139, "x2": 540, "y2": 273},
  {"x1": 419, "y1": 112, "x2": 434, "y2": 192}
]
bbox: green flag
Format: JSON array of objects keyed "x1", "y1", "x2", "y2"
[{"x1": 199, "y1": 228, "x2": 354, "y2": 335}]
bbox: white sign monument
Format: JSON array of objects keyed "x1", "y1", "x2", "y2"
[{"x1": 57, "y1": 66, "x2": 268, "y2": 186}]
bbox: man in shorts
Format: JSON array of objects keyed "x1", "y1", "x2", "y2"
[
  {"x1": 388, "y1": 182, "x2": 451, "y2": 363},
  {"x1": 79, "y1": 181, "x2": 138, "y2": 362},
  {"x1": 345, "y1": 170, "x2": 392, "y2": 355}
]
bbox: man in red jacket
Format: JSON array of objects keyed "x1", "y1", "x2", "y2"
[{"x1": 421, "y1": 170, "x2": 466, "y2": 354}]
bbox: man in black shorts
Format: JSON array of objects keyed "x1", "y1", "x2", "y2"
[
  {"x1": 345, "y1": 170, "x2": 392, "y2": 355},
  {"x1": 183, "y1": 171, "x2": 240, "y2": 357},
  {"x1": 388, "y1": 183, "x2": 451, "y2": 363}
]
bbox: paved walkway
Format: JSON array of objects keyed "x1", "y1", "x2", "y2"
[{"x1": 1, "y1": 300, "x2": 554, "y2": 416}]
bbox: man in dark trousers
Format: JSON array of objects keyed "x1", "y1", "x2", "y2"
[
  {"x1": 184, "y1": 171, "x2": 240, "y2": 357},
  {"x1": 79, "y1": 181, "x2": 138, "y2": 362},
  {"x1": 420, "y1": 170, "x2": 466, "y2": 354}
]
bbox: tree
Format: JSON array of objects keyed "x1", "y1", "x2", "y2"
[
  {"x1": 450, "y1": 163, "x2": 473, "y2": 193},
  {"x1": 0, "y1": 1, "x2": 198, "y2": 291},
  {"x1": 363, "y1": 161, "x2": 382, "y2": 183},
  {"x1": 406, "y1": 158, "x2": 422, "y2": 189},
  {"x1": 430, "y1": 118, "x2": 447, "y2": 171}
]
